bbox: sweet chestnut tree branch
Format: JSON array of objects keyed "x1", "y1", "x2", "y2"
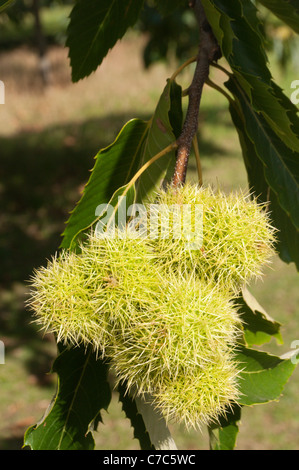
[{"x1": 172, "y1": 0, "x2": 221, "y2": 187}]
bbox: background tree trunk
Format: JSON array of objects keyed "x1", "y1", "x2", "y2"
[{"x1": 32, "y1": 0, "x2": 51, "y2": 86}]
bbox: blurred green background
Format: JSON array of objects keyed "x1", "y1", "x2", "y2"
[{"x1": 0, "y1": 1, "x2": 298, "y2": 450}]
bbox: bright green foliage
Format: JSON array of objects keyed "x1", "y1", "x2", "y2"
[
  {"x1": 208, "y1": 405, "x2": 241, "y2": 450},
  {"x1": 202, "y1": 0, "x2": 299, "y2": 153},
  {"x1": 236, "y1": 347, "x2": 298, "y2": 406},
  {"x1": 60, "y1": 119, "x2": 146, "y2": 250},
  {"x1": 201, "y1": 0, "x2": 299, "y2": 270}
]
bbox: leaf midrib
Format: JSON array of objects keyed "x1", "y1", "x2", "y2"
[{"x1": 57, "y1": 349, "x2": 92, "y2": 449}]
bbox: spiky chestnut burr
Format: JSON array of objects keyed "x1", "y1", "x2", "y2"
[
  {"x1": 27, "y1": 232, "x2": 163, "y2": 355},
  {"x1": 27, "y1": 251, "x2": 110, "y2": 350},
  {"x1": 29, "y1": 187, "x2": 270, "y2": 429},
  {"x1": 145, "y1": 183, "x2": 276, "y2": 291},
  {"x1": 28, "y1": 232, "x2": 242, "y2": 429}
]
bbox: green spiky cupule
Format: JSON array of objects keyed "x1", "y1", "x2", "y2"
[
  {"x1": 107, "y1": 273, "x2": 241, "y2": 428},
  {"x1": 145, "y1": 183, "x2": 276, "y2": 291},
  {"x1": 108, "y1": 273, "x2": 240, "y2": 392},
  {"x1": 27, "y1": 183, "x2": 276, "y2": 429},
  {"x1": 29, "y1": 234, "x2": 163, "y2": 355},
  {"x1": 152, "y1": 350, "x2": 239, "y2": 428}
]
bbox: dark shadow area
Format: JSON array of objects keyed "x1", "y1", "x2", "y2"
[
  {"x1": 199, "y1": 104, "x2": 234, "y2": 129},
  {"x1": 0, "y1": 434, "x2": 25, "y2": 450}
]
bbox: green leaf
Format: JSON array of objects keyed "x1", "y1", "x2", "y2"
[
  {"x1": 0, "y1": 0, "x2": 14, "y2": 13},
  {"x1": 226, "y1": 76, "x2": 299, "y2": 269},
  {"x1": 24, "y1": 346, "x2": 111, "y2": 450},
  {"x1": 208, "y1": 405, "x2": 241, "y2": 450},
  {"x1": 117, "y1": 383, "x2": 155, "y2": 450},
  {"x1": 236, "y1": 287, "x2": 282, "y2": 347},
  {"x1": 202, "y1": 0, "x2": 299, "y2": 153},
  {"x1": 236, "y1": 347, "x2": 297, "y2": 406},
  {"x1": 61, "y1": 79, "x2": 181, "y2": 249},
  {"x1": 66, "y1": 0, "x2": 145, "y2": 82},
  {"x1": 256, "y1": 0, "x2": 299, "y2": 34}
]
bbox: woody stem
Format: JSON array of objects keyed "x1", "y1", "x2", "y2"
[{"x1": 172, "y1": 0, "x2": 221, "y2": 187}]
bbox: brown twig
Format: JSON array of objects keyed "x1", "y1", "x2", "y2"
[
  {"x1": 192, "y1": 133, "x2": 202, "y2": 186},
  {"x1": 172, "y1": 0, "x2": 221, "y2": 187}
]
